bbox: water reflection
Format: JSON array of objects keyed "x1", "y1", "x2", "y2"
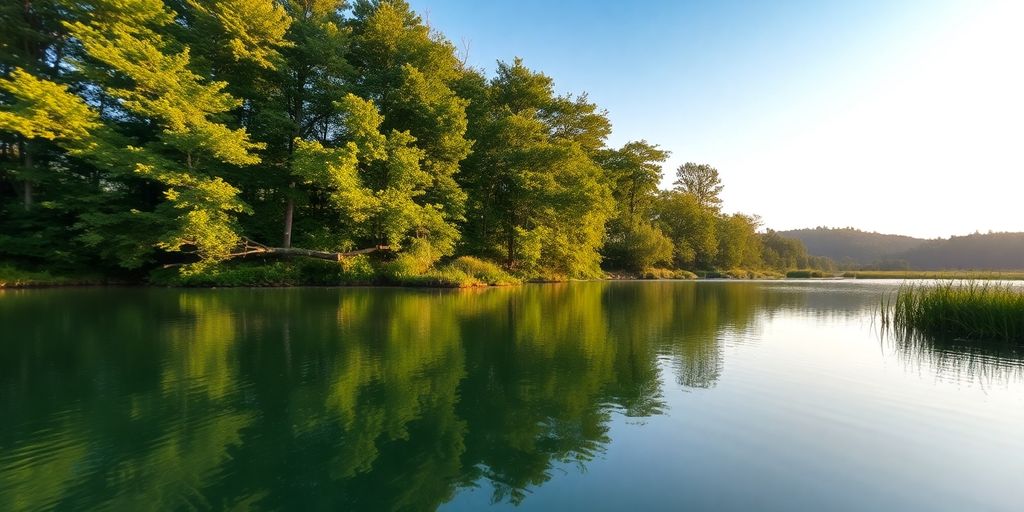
[{"x1": 0, "y1": 282, "x2": 1021, "y2": 510}]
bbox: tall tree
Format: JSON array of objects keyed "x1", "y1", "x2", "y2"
[
  {"x1": 673, "y1": 162, "x2": 723, "y2": 210},
  {"x1": 598, "y1": 140, "x2": 669, "y2": 226},
  {"x1": 653, "y1": 190, "x2": 718, "y2": 268},
  {"x1": 347, "y1": 0, "x2": 470, "y2": 234},
  {"x1": 457, "y1": 59, "x2": 613, "y2": 278},
  {"x1": 1, "y1": 0, "x2": 264, "y2": 268}
]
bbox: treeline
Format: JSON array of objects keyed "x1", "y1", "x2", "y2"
[
  {"x1": 780, "y1": 228, "x2": 1024, "y2": 271},
  {"x1": 0, "y1": 0, "x2": 820, "y2": 283}
]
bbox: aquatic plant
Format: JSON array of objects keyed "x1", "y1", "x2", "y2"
[{"x1": 881, "y1": 281, "x2": 1024, "y2": 342}]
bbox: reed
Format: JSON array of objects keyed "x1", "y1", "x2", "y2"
[
  {"x1": 847, "y1": 270, "x2": 1024, "y2": 280},
  {"x1": 881, "y1": 281, "x2": 1024, "y2": 342}
]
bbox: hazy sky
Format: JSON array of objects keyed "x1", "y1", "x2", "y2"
[{"x1": 406, "y1": 0, "x2": 1023, "y2": 239}]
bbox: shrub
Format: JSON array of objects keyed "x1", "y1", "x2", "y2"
[
  {"x1": 640, "y1": 268, "x2": 697, "y2": 280},
  {"x1": 447, "y1": 256, "x2": 520, "y2": 285}
]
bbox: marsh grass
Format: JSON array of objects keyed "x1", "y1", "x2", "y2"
[
  {"x1": 881, "y1": 281, "x2": 1024, "y2": 342},
  {"x1": 847, "y1": 270, "x2": 1024, "y2": 280}
]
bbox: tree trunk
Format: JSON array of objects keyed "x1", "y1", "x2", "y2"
[
  {"x1": 282, "y1": 184, "x2": 294, "y2": 248},
  {"x1": 20, "y1": 140, "x2": 32, "y2": 211},
  {"x1": 229, "y1": 240, "x2": 388, "y2": 262}
]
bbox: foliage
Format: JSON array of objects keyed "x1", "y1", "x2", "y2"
[
  {"x1": 1, "y1": 0, "x2": 821, "y2": 285},
  {"x1": 0, "y1": 264, "x2": 104, "y2": 287},
  {"x1": 640, "y1": 268, "x2": 697, "y2": 280},
  {"x1": 447, "y1": 256, "x2": 520, "y2": 285},
  {"x1": 673, "y1": 162, "x2": 723, "y2": 209},
  {"x1": 603, "y1": 219, "x2": 674, "y2": 271},
  {"x1": 882, "y1": 282, "x2": 1024, "y2": 342}
]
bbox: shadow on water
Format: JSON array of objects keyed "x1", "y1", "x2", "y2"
[{"x1": 1, "y1": 281, "x2": 1021, "y2": 509}]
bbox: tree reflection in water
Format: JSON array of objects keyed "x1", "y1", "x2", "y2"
[{"x1": 2, "y1": 282, "x2": 1018, "y2": 510}]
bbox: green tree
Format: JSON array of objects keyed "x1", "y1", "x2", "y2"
[
  {"x1": 761, "y1": 229, "x2": 810, "y2": 270},
  {"x1": 457, "y1": 59, "x2": 613, "y2": 278},
  {"x1": 715, "y1": 213, "x2": 762, "y2": 269},
  {"x1": 598, "y1": 140, "x2": 669, "y2": 225},
  {"x1": 0, "y1": 0, "x2": 263, "y2": 268},
  {"x1": 347, "y1": 0, "x2": 471, "y2": 227},
  {"x1": 652, "y1": 190, "x2": 718, "y2": 268},
  {"x1": 673, "y1": 162, "x2": 723, "y2": 210}
]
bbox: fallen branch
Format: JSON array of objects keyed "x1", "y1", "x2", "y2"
[{"x1": 229, "y1": 239, "x2": 389, "y2": 262}]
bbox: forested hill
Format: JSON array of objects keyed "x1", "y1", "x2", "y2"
[
  {"x1": 776, "y1": 228, "x2": 926, "y2": 266},
  {"x1": 779, "y1": 228, "x2": 1024, "y2": 270}
]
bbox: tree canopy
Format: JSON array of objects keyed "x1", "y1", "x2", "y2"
[{"x1": 0, "y1": 0, "x2": 824, "y2": 282}]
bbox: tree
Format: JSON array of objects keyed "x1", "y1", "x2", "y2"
[
  {"x1": 1, "y1": 0, "x2": 264, "y2": 268},
  {"x1": 602, "y1": 219, "x2": 674, "y2": 271},
  {"x1": 652, "y1": 190, "x2": 718, "y2": 268},
  {"x1": 761, "y1": 229, "x2": 810, "y2": 270},
  {"x1": 456, "y1": 59, "x2": 613, "y2": 278},
  {"x1": 673, "y1": 162, "x2": 723, "y2": 209},
  {"x1": 597, "y1": 140, "x2": 668, "y2": 226},
  {"x1": 347, "y1": 0, "x2": 471, "y2": 228},
  {"x1": 715, "y1": 214, "x2": 762, "y2": 269}
]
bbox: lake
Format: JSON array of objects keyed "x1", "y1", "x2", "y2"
[{"x1": 1, "y1": 281, "x2": 1022, "y2": 511}]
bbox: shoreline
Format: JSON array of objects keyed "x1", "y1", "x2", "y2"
[{"x1": 6, "y1": 272, "x2": 1024, "y2": 290}]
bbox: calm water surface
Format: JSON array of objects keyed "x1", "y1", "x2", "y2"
[{"x1": 1, "y1": 281, "x2": 1023, "y2": 511}]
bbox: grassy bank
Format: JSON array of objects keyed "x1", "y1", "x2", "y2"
[
  {"x1": 149, "y1": 256, "x2": 520, "y2": 288},
  {"x1": 695, "y1": 269, "x2": 785, "y2": 279},
  {"x1": 0, "y1": 266, "x2": 108, "y2": 288},
  {"x1": 881, "y1": 281, "x2": 1024, "y2": 342},
  {"x1": 845, "y1": 270, "x2": 1024, "y2": 280}
]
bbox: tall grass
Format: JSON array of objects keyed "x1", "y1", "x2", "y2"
[
  {"x1": 881, "y1": 281, "x2": 1024, "y2": 342},
  {"x1": 848, "y1": 270, "x2": 1024, "y2": 280}
]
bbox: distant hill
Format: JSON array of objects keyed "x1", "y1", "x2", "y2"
[
  {"x1": 778, "y1": 228, "x2": 1024, "y2": 270},
  {"x1": 776, "y1": 228, "x2": 926, "y2": 267}
]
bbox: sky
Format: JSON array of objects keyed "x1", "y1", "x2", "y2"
[{"x1": 406, "y1": 0, "x2": 1024, "y2": 239}]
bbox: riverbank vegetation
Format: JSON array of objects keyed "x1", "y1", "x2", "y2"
[
  {"x1": 846, "y1": 270, "x2": 1024, "y2": 280},
  {"x1": 1, "y1": 0, "x2": 826, "y2": 287},
  {"x1": 882, "y1": 282, "x2": 1024, "y2": 342}
]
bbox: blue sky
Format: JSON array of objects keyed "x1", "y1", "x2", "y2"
[{"x1": 407, "y1": 0, "x2": 1024, "y2": 238}]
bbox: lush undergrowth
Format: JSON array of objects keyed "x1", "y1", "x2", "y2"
[
  {"x1": 149, "y1": 255, "x2": 520, "y2": 288},
  {"x1": 696, "y1": 269, "x2": 784, "y2": 279},
  {"x1": 881, "y1": 281, "x2": 1024, "y2": 342},
  {"x1": 0, "y1": 265, "x2": 106, "y2": 288},
  {"x1": 639, "y1": 268, "x2": 698, "y2": 280},
  {"x1": 846, "y1": 270, "x2": 1024, "y2": 280}
]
